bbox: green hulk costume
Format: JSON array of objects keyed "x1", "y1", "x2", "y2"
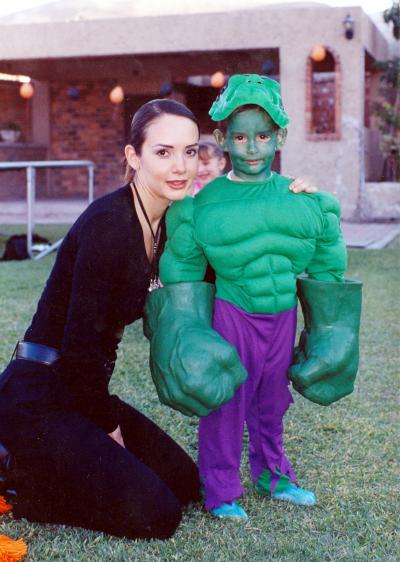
[
  {"x1": 144, "y1": 74, "x2": 362, "y2": 518},
  {"x1": 145, "y1": 74, "x2": 362, "y2": 418}
]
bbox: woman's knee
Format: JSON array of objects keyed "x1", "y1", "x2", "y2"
[
  {"x1": 119, "y1": 487, "x2": 183, "y2": 540},
  {"x1": 142, "y1": 496, "x2": 182, "y2": 540}
]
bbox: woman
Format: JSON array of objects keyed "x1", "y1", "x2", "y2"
[
  {"x1": 0, "y1": 97, "x2": 315, "y2": 542},
  {"x1": 0, "y1": 99, "x2": 201, "y2": 540}
]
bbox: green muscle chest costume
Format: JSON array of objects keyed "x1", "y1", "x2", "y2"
[{"x1": 160, "y1": 173, "x2": 346, "y2": 314}]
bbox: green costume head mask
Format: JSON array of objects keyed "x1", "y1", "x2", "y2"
[
  {"x1": 210, "y1": 74, "x2": 289, "y2": 182},
  {"x1": 209, "y1": 74, "x2": 289, "y2": 127}
]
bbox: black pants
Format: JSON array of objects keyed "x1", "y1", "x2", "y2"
[{"x1": 0, "y1": 360, "x2": 200, "y2": 540}]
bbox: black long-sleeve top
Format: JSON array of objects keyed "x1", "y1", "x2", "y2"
[{"x1": 24, "y1": 184, "x2": 166, "y2": 432}]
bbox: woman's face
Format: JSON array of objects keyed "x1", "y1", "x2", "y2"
[{"x1": 126, "y1": 113, "x2": 199, "y2": 202}]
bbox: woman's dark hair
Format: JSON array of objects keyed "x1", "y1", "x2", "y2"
[{"x1": 124, "y1": 98, "x2": 200, "y2": 183}]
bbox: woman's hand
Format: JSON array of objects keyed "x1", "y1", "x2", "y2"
[
  {"x1": 289, "y1": 176, "x2": 318, "y2": 194},
  {"x1": 108, "y1": 425, "x2": 125, "y2": 448}
]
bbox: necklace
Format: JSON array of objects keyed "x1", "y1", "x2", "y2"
[{"x1": 131, "y1": 181, "x2": 164, "y2": 292}]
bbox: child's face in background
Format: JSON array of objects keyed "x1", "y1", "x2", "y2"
[
  {"x1": 197, "y1": 153, "x2": 225, "y2": 187},
  {"x1": 224, "y1": 108, "x2": 282, "y2": 182}
]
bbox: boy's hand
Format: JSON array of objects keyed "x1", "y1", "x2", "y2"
[
  {"x1": 289, "y1": 278, "x2": 362, "y2": 406},
  {"x1": 144, "y1": 283, "x2": 247, "y2": 417},
  {"x1": 288, "y1": 176, "x2": 318, "y2": 193},
  {"x1": 149, "y1": 325, "x2": 247, "y2": 417}
]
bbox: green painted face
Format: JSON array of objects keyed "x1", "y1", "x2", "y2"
[{"x1": 224, "y1": 108, "x2": 282, "y2": 182}]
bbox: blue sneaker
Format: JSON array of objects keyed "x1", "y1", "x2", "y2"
[
  {"x1": 272, "y1": 484, "x2": 316, "y2": 506},
  {"x1": 211, "y1": 501, "x2": 249, "y2": 520}
]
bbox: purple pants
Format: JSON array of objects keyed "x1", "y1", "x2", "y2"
[{"x1": 198, "y1": 298, "x2": 298, "y2": 511}]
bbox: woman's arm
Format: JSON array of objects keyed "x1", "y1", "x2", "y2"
[{"x1": 55, "y1": 214, "x2": 124, "y2": 433}]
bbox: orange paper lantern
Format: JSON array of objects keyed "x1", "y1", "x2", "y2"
[
  {"x1": 310, "y1": 45, "x2": 326, "y2": 63},
  {"x1": 109, "y1": 85, "x2": 124, "y2": 104},
  {"x1": 19, "y1": 82, "x2": 34, "y2": 99},
  {"x1": 210, "y1": 71, "x2": 225, "y2": 89}
]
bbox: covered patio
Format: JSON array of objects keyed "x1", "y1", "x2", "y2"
[{"x1": 0, "y1": 1, "x2": 392, "y2": 220}]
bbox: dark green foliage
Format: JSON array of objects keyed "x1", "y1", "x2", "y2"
[
  {"x1": 373, "y1": 57, "x2": 400, "y2": 180},
  {"x1": 384, "y1": 1, "x2": 400, "y2": 40}
]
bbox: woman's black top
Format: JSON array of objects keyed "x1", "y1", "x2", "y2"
[{"x1": 24, "y1": 184, "x2": 166, "y2": 433}]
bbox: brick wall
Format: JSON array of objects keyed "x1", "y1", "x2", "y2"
[
  {"x1": 48, "y1": 79, "x2": 126, "y2": 199},
  {"x1": 0, "y1": 145, "x2": 48, "y2": 200},
  {"x1": 0, "y1": 81, "x2": 31, "y2": 141},
  {"x1": 0, "y1": 82, "x2": 37, "y2": 200},
  {"x1": 0, "y1": 79, "x2": 126, "y2": 200}
]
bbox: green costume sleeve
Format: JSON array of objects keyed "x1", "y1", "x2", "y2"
[
  {"x1": 148, "y1": 199, "x2": 247, "y2": 417},
  {"x1": 289, "y1": 193, "x2": 362, "y2": 405},
  {"x1": 159, "y1": 197, "x2": 207, "y2": 284},
  {"x1": 306, "y1": 192, "x2": 347, "y2": 282}
]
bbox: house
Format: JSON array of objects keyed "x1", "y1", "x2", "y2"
[{"x1": 0, "y1": 1, "x2": 395, "y2": 220}]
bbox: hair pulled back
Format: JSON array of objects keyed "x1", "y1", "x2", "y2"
[{"x1": 124, "y1": 98, "x2": 200, "y2": 183}]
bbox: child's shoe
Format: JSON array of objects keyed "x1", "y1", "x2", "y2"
[
  {"x1": 210, "y1": 501, "x2": 249, "y2": 520},
  {"x1": 272, "y1": 483, "x2": 316, "y2": 506},
  {"x1": 255, "y1": 469, "x2": 316, "y2": 506}
]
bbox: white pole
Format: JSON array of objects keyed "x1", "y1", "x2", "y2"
[
  {"x1": 26, "y1": 166, "x2": 36, "y2": 258},
  {"x1": 88, "y1": 164, "x2": 94, "y2": 204}
]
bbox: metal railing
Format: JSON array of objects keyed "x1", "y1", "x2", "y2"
[{"x1": 0, "y1": 160, "x2": 94, "y2": 259}]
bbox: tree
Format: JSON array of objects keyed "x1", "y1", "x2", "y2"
[
  {"x1": 384, "y1": 1, "x2": 400, "y2": 40},
  {"x1": 373, "y1": 4, "x2": 400, "y2": 180},
  {"x1": 373, "y1": 58, "x2": 400, "y2": 180}
]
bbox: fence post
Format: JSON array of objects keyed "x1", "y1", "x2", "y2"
[{"x1": 26, "y1": 166, "x2": 36, "y2": 258}]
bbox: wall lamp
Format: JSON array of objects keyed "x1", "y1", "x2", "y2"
[{"x1": 343, "y1": 14, "x2": 355, "y2": 40}]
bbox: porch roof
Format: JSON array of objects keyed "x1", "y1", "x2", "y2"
[{"x1": 0, "y1": 2, "x2": 388, "y2": 69}]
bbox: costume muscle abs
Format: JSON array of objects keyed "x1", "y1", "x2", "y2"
[{"x1": 160, "y1": 173, "x2": 346, "y2": 315}]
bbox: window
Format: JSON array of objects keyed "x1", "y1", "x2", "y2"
[{"x1": 306, "y1": 47, "x2": 341, "y2": 140}]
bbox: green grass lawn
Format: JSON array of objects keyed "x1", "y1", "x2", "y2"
[{"x1": 0, "y1": 227, "x2": 399, "y2": 562}]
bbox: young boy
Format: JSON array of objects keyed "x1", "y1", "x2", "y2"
[{"x1": 145, "y1": 74, "x2": 361, "y2": 521}]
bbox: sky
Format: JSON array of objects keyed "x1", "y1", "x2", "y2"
[{"x1": 0, "y1": 0, "x2": 389, "y2": 18}]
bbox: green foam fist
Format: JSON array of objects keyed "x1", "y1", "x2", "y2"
[
  {"x1": 289, "y1": 277, "x2": 362, "y2": 406},
  {"x1": 143, "y1": 282, "x2": 247, "y2": 417}
]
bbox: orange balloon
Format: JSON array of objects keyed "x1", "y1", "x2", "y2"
[
  {"x1": 210, "y1": 71, "x2": 225, "y2": 89},
  {"x1": 310, "y1": 45, "x2": 326, "y2": 63},
  {"x1": 109, "y1": 85, "x2": 124, "y2": 104},
  {"x1": 19, "y1": 82, "x2": 34, "y2": 99}
]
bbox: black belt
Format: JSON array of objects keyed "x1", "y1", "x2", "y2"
[{"x1": 15, "y1": 341, "x2": 60, "y2": 366}]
